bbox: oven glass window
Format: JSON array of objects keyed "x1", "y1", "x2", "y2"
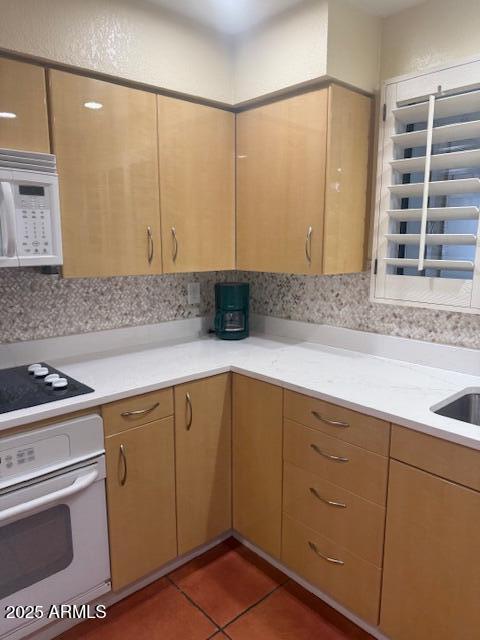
[{"x1": 0, "y1": 504, "x2": 73, "y2": 598}]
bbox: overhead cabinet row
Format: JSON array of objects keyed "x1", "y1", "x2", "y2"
[{"x1": 0, "y1": 56, "x2": 372, "y2": 277}]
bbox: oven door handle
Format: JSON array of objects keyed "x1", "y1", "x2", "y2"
[{"x1": 0, "y1": 468, "x2": 99, "y2": 525}]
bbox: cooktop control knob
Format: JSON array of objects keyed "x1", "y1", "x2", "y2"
[
  {"x1": 28, "y1": 364, "x2": 43, "y2": 374},
  {"x1": 45, "y1": 374, "x2": 60, "y2": 384},
  {"x1": 52, "y1": 378, "x2": 68, "y2": 389},
  {"x1": 33, "y1": 367, "x2": 49, "y2": 378}
]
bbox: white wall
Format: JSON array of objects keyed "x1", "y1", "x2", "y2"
[
  {"x1": 327, "y1": 0, "x2": 381, "y2": 93},
  {"x1": 232, "y1": 1, "x2": 329, "y2": 104},
  {"x1": 0, "y1": 0, "x2": 382, "y2": 105},
  {"x1": 381, "y1": 0, "x2": 480, "y2": 81},
  {"x1": 0, "y1": 0, "x2": 234, "y2": 103},
  {"x1": 233, "y1": 0, "x2": 380, "y2": 104}
]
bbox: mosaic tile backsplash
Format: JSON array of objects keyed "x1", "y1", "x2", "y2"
[
  {"x1": 2, "y1": 268, "x2": 480, "y2": 349},
  {"x1": 0, "y1": 268, "x2": 228, "y2": 344},
  {"x1": 238, "y1": 271, "x2": 480, "y2": 350}
]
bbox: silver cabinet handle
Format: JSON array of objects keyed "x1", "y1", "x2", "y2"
[
  {"x1": 119, "y1": 444, "x2": 127, "y2": 486},
  {"x1": 305, "y1": 225, "x2": 313, "y2": 264},
  {"x1": 185, "y1": 392, "x2": 193, "y2": 430},
  {"x1": 311, "y1": 410, "x2": 349, "y2": 428},
  {"x1": 147, "y1": 225, "x2": 154, "y2": 264},
  {"x1": 309, "y1": 487, "x2": 347, "y2": 508},
  {"x1": 172, "y1": 226, "x2": 178, "y2": 262},
  {"x1": 121, "y1": 402, "x2": 160, "y2": 418},
  {"x1": 308, "y1": 541, "x2": 344, "y2": 565},
  {"x1": 310, "y1": 443, "x2": 349, "y2": 463}
]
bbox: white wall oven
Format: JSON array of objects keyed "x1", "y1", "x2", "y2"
[{"x1": 0, "y1": 415, "x2": 111, "y2": 640}]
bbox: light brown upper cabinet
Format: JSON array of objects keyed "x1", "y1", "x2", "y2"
[
  {"x1": 174, "y1": 374, "x2": 232, "y2": 555},
  {"x1": 158, "y1": 96, "x2": 235, "y2": 272},
  {"x1": 49, "y1": 70, "x2": 162, "y2": 277},
  {"x1": 236, "y1": 85, "x2": 372, "y2": 275},
  {"x1": 0, "y1": 58, "x2": 50, "y2": 153}
]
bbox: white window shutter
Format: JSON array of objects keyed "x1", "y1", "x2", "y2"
[{"x1": 372, "y1": 61, "x2": 480, "y2": 313}]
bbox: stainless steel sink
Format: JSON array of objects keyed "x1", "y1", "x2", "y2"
[{"x1": 433, "y1": 393, "x2": 480, "y2": 426}]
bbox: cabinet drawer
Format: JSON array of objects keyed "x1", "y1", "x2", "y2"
[
  {"x1": 283, "y1": 462, "x2": 385, "y2": 566},
  {"x1": 284, "y1": 419, "x2": 388, "y2": 505},
  {"x1": 102, "y1": 388, "x2": 174, "y2": 436},
  {"x1": 282, "y1": 515, "x2": 381, "y2": 625},
  {"x1": 391, "y1": 425, "x2": 480, "y2": 491},
  {"x1": 284, "y1": 390, "x2": 390, "y2": 455}
]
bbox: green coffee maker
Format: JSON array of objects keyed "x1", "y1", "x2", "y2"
[{"x1": 214, "y1": 282, "x2": 249, "y2": 340}]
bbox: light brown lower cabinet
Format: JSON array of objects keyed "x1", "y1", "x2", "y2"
[
  {"x1": 105, "y1": 417, "x2": 177, "y2": 590},
  {"x1": 233, "y1": 374, "x2": 283, "y2": 558},
  {"x1": 174, "y1": 374, "x2": 232, "y2": 555},
  {"x1": 380, "y1": 459, "x2": 480, "y2": 640}
]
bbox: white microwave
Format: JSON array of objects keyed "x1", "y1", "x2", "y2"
[{"x1": 0, "y1": 148, "x2": 63, "y2": 267}]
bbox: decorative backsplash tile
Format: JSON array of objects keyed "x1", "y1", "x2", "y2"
[
  {"x1": 2, "y1": 268, "x2": 480, "y2": 350},
  {"x1": 234, "y1": 271, "x2": 480, "y2": 350},
  {"x1": 0, "y1": 268, "x2": 228, "y2": 344}
]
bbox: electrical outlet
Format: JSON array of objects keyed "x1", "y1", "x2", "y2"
[{"x1": 187, "y1": 282, "x2": 201, "y2": 305}]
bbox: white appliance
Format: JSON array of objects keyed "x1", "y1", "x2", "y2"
[
  {"x1": 0, "y1": 148, "x2": 63, "y2": 267},
  {"x1": 0, "y1": 415, "x2": 111, "y2": 640}
]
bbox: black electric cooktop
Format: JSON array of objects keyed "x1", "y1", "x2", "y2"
[{"x1": 0, "y1": 363, "x2": 94, "y2": 415}]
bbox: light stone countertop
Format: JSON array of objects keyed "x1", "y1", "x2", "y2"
[{"x1": 1, "y1": 332, "x2": 479, "y2": 450}]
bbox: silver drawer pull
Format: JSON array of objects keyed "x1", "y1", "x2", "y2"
[
  {"x1": 172, "y1": 226, "x2": 178, "y2": 262},
  {"x1": 311, "y1": 410, "x2": 349, "y2": 428},
  {"x1": 119, "y1": 444, "x2": 127, "y2": 486},
  {"x1": 308, "y1": 541, "x2": 344, "y2": 565},
  {"x1": 305, "y1": 225, "x2": 313, "y2": 264},
  {"x1": 310, "y1": 443, "x2": 349, "y2": 463},
  {"x1": 185, "y1": 392, "x2": 193, "y2": 430},
  {"x1": 147, "y1": 225, "x2": 154, "y2": 264},
  {"x1": 121, "y1": 402, "x2": 160, "y2": 417},
  {"x1": 309, "y1": 487, "x2": 347, "y2": 508}
]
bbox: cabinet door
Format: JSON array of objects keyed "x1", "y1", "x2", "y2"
[
  {"x1": 232, "y1": 374, "x2": 283, "y2": 557},
  {"x1": 49, "y1": 70, "x2": 162, "y2": 277},
  {"x1": 175, "y1": 374, "x2": 231, "y2": 554},
  {"x1": 158, "y1": 96, "x2": 235, "y2": 272},
  {"x1": 0, "y1": 58, "x2": 50, "y2": 153},
  {"x1": 236, "y1": 90, "x2": 328, "y2": 274},
  {"x1": 323, "y1": 85, "x2": 371, "y2": 274},
  {"x1": 381, "y1": 460, "x2": 480, "y2": 640},
  {"x1": 105, "y1": 418, "x2": 177, "y2": 590}
]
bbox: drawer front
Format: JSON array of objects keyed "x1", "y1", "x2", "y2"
[
  {"x1": 284, "y1": 419, "x2": 388, "y2": 505},
  {"x1": 283, "y1": 462, "x2": 385, "y2": 566},
  {"x1": 282, "y1": 515, "x2": 381, "y2": 625},
  {"x1": 391, "y1": 425, "x2": 480, "y2": 491},
  {"x1": 284, "y1": 390, "x2": 390, "y2": 455},
  {"x1": 102, "y1": 388, "x2": 174, "y2": 436}
]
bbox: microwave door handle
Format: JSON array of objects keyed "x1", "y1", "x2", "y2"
[
  {"x1": 0, "y1": 181, "x2": 17, "y2": 257},
  {"x1": 0, "y1": 468, "x2": 98, "y2": 525}
]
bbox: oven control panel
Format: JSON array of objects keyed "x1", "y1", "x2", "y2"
[{"x1": 0, "y1": 434, "x2": 70, "y2": 480}]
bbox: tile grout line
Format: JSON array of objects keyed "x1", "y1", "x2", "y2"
[
  {"x1": 220, "y1": 578, "x2": 291, "y2": 634},
  {"x1": 166, "y1": 575, "x2": 222, "y2": 635}
]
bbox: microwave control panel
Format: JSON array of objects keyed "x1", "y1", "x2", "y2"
[
  {"x1": 14, "y1": 184, "x2": 53, "y2": 257},
  {"x1": 0, "y1": 434, "x2": 70, "y2": 481}
]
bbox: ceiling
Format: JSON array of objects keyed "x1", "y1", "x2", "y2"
[{"x1": 145, "y1": 0, "x2": 427, "y2": 34}]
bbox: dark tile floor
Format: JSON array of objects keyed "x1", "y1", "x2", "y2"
[{"x1": 59, "y1": 538, "x2": 373, "y2": 640}]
